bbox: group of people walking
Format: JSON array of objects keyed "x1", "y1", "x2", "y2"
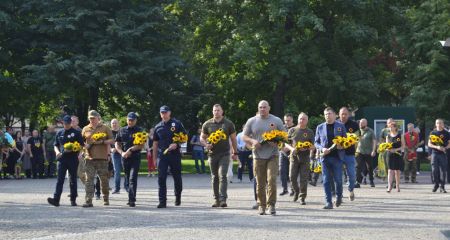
[{"x1": 2, "y1": 100, "x2": 449, "y2": 216}]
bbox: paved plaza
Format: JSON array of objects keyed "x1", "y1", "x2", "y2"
[{"x1": 1, "y1": 173, "x2": 450, "y2": 240}]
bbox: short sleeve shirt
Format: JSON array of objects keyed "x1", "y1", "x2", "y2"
[
  {"x1": 82, "y1": 123, "x2": 113, "y2": 160},
  {"x1": 202, "y1": 117, "x2": 236, "y2": 156},
  {"x1": 55, "y1": 128, "x2": 84, "y2": 159},
  {"x1": 115, "y1": 125, "x2": 144, "y2": 160},
  {"x1": 356, "y1": 127, "x2": 375, "y2": 155},
  {"x1": 153, "y1": 118, "x2": 187, "y2": 153},
  {"x1": 288, "y1": 127, "x2": 314, "y2": 157},
  {"x1": 27, "y1": 137, "x2": 44, "y2": 157},
  {"x1": 429, "y1": 130, "x2": 450, "y2": 155},
  {"x1": 43, "y1": 132, "x2": 56, "y2": 151},
  {"x1": 343, "y1": 120, "x2": 359, "y2": 155},
  {"x1": 243, "y1": 114, "x2": 285, "y2": 160}
]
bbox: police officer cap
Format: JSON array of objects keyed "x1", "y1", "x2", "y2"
[
  {"x1": 160, "y1": 105, "x2": 170, "y2": 113},
  {"x1": 127, "y1": 112, "x2": 138, "y2": 120},
  {"x1": 62, "y1": 115, "x2": 72, "y2": 124}
]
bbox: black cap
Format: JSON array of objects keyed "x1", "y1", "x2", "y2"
[
  {"x1": 62, "y1": 115, "x2": 72, "y2": 124},
  {"x1": 127, "y1": 112, "x2": 138, "y2": 120},
  {"x1": 160, "y1": 105, "x2": 170, "y2": 113}
]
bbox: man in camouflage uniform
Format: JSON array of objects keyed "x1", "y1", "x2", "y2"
[{"x1": 81, "y1": 110, "x2": 114, "y2": 207}]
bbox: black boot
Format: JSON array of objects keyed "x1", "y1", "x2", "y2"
[{"x1": 47, "y1": 197, "x2": 60, "y2": 207}]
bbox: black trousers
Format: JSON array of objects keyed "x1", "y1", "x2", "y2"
[{"x1": 356, "y1": 153, "x2": 374, "y2": 183}]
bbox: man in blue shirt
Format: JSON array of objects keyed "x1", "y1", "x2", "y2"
[
  {"x1": 48, "y1": 115, "x2": 84, "y2": 207},
  {"x1": 153, "y1": 106, "x2": 186, "y2": 208},
  {"x1": 115, "y1": 112, "x2": 145, "y2": 207}
]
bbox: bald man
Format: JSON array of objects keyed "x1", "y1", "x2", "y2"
[
  {"x1": 243, "y1": 100, "x2": 284, "y2": 215},
  {"x1": 355, "y1": 119, "x2": 377, "y2": 187}
]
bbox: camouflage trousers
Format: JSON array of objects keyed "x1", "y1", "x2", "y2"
[
  {"x1": 289, "y1": 154, "x2": 310, "y2": 200},
  {"x1": 84, "y1": 159, "x2": 109, "y2": 204},
  {"x1": 77, "y1": 158, "x2": 87, "y2": 185}
]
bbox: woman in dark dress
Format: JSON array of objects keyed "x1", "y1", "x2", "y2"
[{"x1": 386, "y1": 123, "x2": 405, "y2": 192}]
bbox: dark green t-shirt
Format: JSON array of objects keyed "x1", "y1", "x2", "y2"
[
  {"x1": 202, "y1": 117, "x2": 236, "y2": 156},
  {"x1": 288, "y1": 127, "x2": 314, "y2": 157},
  {"x1": 43, "y1": 131, "x2": 56, "y2": 151}
]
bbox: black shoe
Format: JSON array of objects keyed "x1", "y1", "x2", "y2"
[
  {"x1": 354, "y1": 183, "x2": 361, "y2": 188},
  {"x1": 67, "y1": 194, "x2": 71, "y2": 198},
  {"x1": 335, "y1": 198, "x2": 342, "y2": 207},
  {"x1": 309, "y1": 181, "x2": 317, "y2": 187},
  {"x1": 175, "y1": 197, "x2": 181, "y2": 206},
  {"x1": 82, "y1": 203, "x2": 93, "y2": 208},
  {"x1": 47, "y1": 198, "x2": 60, "y2": 207},
  {"x1": 71, "y1": 201, "x2": 77, "y2": 206},
  {"x1": 289, "y1": 192, "x2": 295, "y2": 196},
  {"x1": 370, "y1": 181, "x2": 375, "y2": 187},
  {"x1": 220, "y1": 201, "x2": 227, "y2": 208},
  {"x1": 112, "y1": 190, "x2": 120, "y2": 194},
  {"x1": 129, "y1": 202, "x2": 136, "y2": 207},
  {"x1": 440, "y1": 187, "x2": 447, "y2": 193},
  {"x1": 432, "y1": 185, "x2": 439, "y2": 192},
  {"x1": 323, "y1": 203, "x2": 333, "y2": 209},
  {"x1": 279, "y1": 190, "x2": 288, "y2": 196},
  {"x1": 212, "y1": 201, "x2": 220, "y2": 208},
  {"x1": 157, "y1": 202, "x2": 167, "y2": 208},
  {"x1": 293, "y1": 193, "x2": 299, "y2": 202},
  {"x1": 300, "y1": 198, "x2": 306, "y2": 205}
]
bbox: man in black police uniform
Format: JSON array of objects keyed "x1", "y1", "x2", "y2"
[
  {"x1": 115, "y1": 112, "x2": 145, "y2": 207},
  {"x1": 153, "y1": 106, "x2": 186, "y2": 208},
  {"x1": 48, "y1": 115, "x2": 84, "y2": 207}
]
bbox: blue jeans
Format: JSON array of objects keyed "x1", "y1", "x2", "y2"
[
  {"x1": 343, "y1": 155, "x2": 356, "y2": 192},
  {"x1": 322, "y1": 156, "x2": 343, "y2": 204},
  {"x1": 192, "y1": 150, "x2": 205, "y2": 173},
  {"x1": 123, "y1": 156, "x2": 140, "y2": 203},
  {"x1": 237, "y1": 150, "x2": 253, "y2": 181},
  {"x1": 279, "y1": 152, "x2": 290, "y2": 191},
  {"x1": 158, "y1": 152, "x2": 183, "y2": 203},
  {"x1": 111, "y1": 152, "x2": 122, "y2": 192},
  {"x1": 53, "y1": 156, "x2": 78, "y2": 202}
]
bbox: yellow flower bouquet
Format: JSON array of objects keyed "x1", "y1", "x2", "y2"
[
  {"x1": 314, "y1": 163, "x2": 322, "y2": 173},
  {"x1": 63, "y1": 141, "x2": 82, "y2": 152},
  {"x1": 91, "y1": 132, "x2": 107, "y2": 141},
  {"x1": 377, "y1": 142, "x2": 401, "y2": 155},
  {"x1": 378, "y1": 142, "x2": 392, "y2": 153},
  {"x1": 430, "y1": 135, "x2": 444, "y2": 146},
  {"x1": 164, "y1": 132, "x2": 188, "y2": 155},
  {"x1": 132, "y1": 132, "x2": 149, "y2": 145},
  {"x1": 295, "y1": 141, "x2": 313, "y2": 150},
  {"x1": 207, "y1": 129, "x2": 227, "y2": 145},
  {"x1": 261, "y1": 129, "x2": 288, "y2": 148},
  {"x1": 331, "y1": 133, "x2": 359, "y2": 149}
]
